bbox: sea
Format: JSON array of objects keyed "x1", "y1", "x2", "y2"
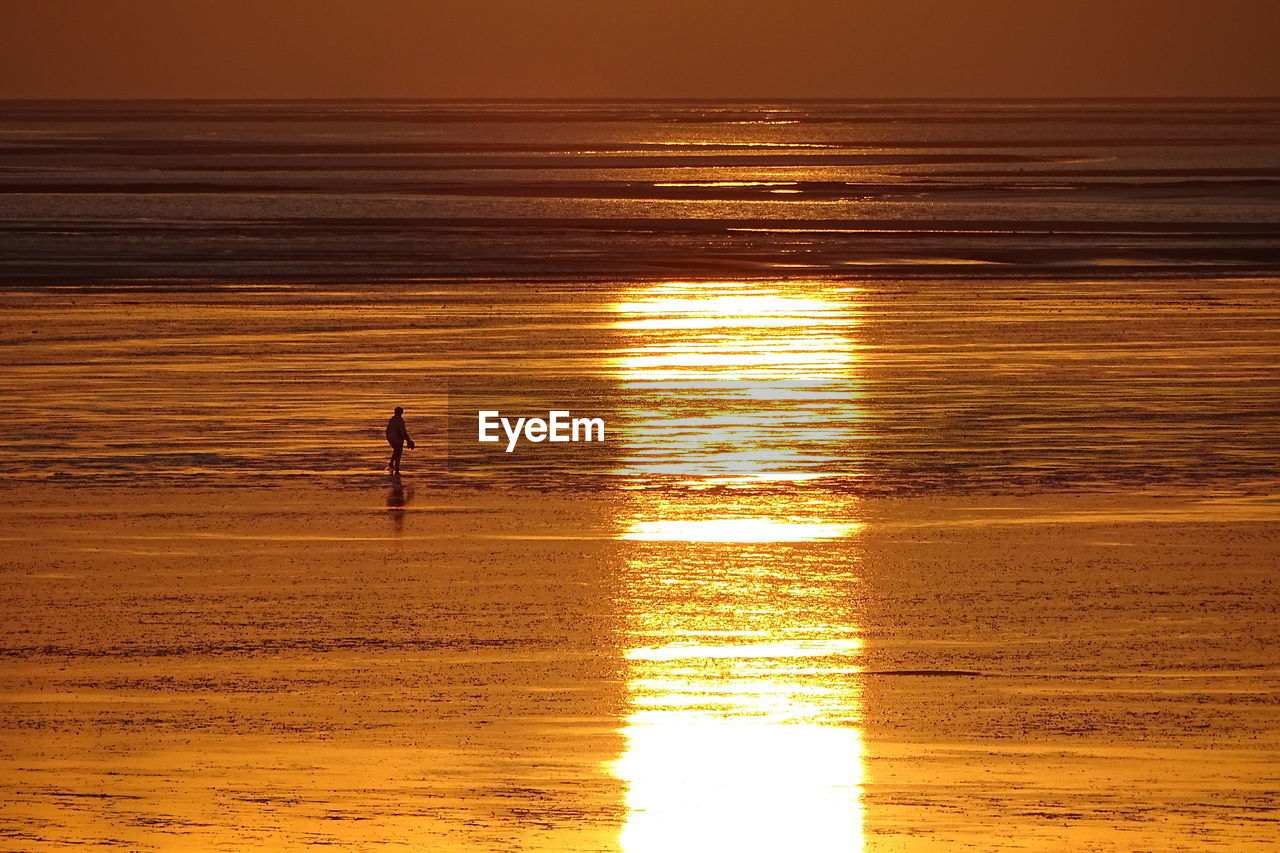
[
  {"x1": 0, "y1": 99, "x2": 1277, "y2": 494},
  {"x1": 0, "y1": 100, "x2": 1278, "y2": 851}
]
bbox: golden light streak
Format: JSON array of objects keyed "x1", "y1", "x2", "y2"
[
  {"x1": 611, "y1": 279, "x2": 866, "y2": 852},
  {"x1": 622, "y1": 518, "x2": 862, "y2": 542}
]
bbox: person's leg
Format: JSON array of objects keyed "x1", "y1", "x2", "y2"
[{"x1": 390, "y1": 444, "x2": 403, "y2": 473}]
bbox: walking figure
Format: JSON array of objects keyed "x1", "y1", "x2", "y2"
[{"x1": 386, "y1": 406, "x2": 414, "y2": 474}]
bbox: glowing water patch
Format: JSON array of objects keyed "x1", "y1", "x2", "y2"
[
  {"x1": 616, "y1": 719, "x2": 863, "y2": 852},
  {"x1": 626, "y1": 638, "x2": 863, "y2": 661},
  {"x1": 622, "y1": 518, "x2": 862, "y2": 542}
]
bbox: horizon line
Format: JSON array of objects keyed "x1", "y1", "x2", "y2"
[{"x1": 3, "y1": 95, "x2": 1280, "y2": 103}]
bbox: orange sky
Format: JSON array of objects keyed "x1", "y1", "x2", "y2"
[{"x1": 2, "y1": 0, "x2": 1279, "y2": 99}]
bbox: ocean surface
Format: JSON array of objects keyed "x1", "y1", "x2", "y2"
[
  {"x1": 1, "y1": 99, "x2": 1279, "y2": 495},
  {"x1": 1, "y1": 101, "x2": 1278, "y2": 851},
  {"x1": 1, "y1": 99, "x2": 1279, "y2": 282}
]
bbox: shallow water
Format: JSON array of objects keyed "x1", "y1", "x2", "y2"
[{"x1": 0, "y1": 276, "x2": 1276, "y2": 496}]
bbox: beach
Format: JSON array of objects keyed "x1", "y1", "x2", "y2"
[
  {"x1": 1, "y1": 482, "x2": 1276, "y2": 850},
  {"x1": 1, "y1": 100, "x2": 1278, "y2": 849}
]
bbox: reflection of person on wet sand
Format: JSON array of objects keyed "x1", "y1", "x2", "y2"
[
  {"x1": 386, "y1": 475, "x2": 414, "y2": 532},
  {"x1": 385, "y1": 406, "x2": 414, "y2": 474}
]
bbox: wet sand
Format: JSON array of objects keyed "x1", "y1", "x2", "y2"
[
  {"x1": 2, "y1": 271, "x2": 1278, "y2": 849},
  {"x1": 1, "y1": 484, "x2": 1276, "y2": 851}
]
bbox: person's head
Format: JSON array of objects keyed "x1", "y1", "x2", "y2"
[{"x1": 394, "y1": 406, "x2": 404, "y2": 416}]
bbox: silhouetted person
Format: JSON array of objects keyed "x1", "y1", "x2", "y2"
[{"x1": 385, "y1": 406, "x2": 414, "y2": 474}]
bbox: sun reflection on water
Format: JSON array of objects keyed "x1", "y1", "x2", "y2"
[
  {"x1": 616, "y1": 716, "x2": 863, "y2": 853},
  {"x1": 609, "y1": 282, "x2": 864, "y2": 487},
  {"x1": 612, "y1": 285, "x2": 858, "y2": 382},
  {"x1": 612, "y1": 281, "x2": 865, "y2": 851},
  {"x1": 623, "y1": 517, "x2": 862, "y2": 542}
]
